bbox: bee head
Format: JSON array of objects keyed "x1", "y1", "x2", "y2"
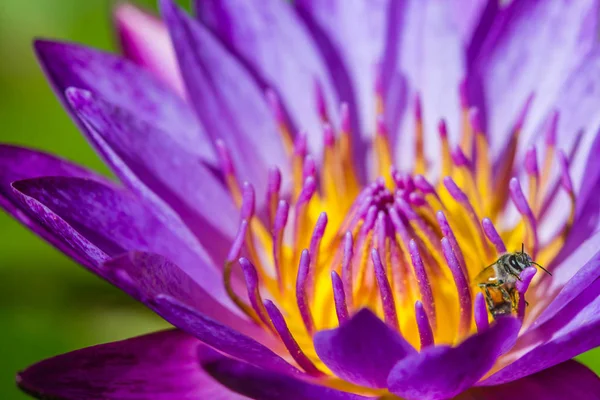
[
  {"x1": 510, "y1": 252, "x2": 531, "y2": 271},
  {"x1": 516, "y1": 244, "x2": 552, "y2": 276}
]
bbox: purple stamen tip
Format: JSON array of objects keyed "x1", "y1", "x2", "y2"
[
  {"x1": 514, "y1": 94, "x2": 534, "y2": 132},
  {"x1": 363, "y1": 206, "x2": 378, "y2": 232},
  {"x1": 376, "y1": 116, "x2": 388, "y2": 137},
  {"x1": 395, "y1": 172, "x2": 415, "y2": 193},
  {"x1": 405, "y1": 176, "x2": 416, "y2": 193},
  {"x1": 298, "y1": 177, "x2": 317, "y2": 204},
  {"x1": 297, "y1": 249, "x2": 310, "y2": 282},
  {"x1": 435, "y1": 211, "x2": 449, "y2": 234},
  {"x1": 227, "y1": 220, "x2": 248, "y2": 263},
  {"x1": 390, "y1": 165, "x2": 400, "y2": 183},
  {"x1": 459, "y1": 78, "x2": 468, "y2": 108},
  {"x1": 396, "y1": 197, "x2": 418, "y2": 220},
  {"x1": 371, "y1": 248, "x2": 399, "y2": 330},
  {"x1": 474, "y1": 292, "x2": 489, "y2": 332},
  {"x1": 342, "y1": 231, "x2": 354, "y2": 310},
  {"x1": 438, "y1": 119, "x2": 448, "y2": 139},
  {"x1": 469, "y1": 107, "x2": 482, "y2": 134},
  {"x1": 524, "y1": 146, "x2": 539, "y2": 176},
  {"x1": 443, "y1": 176, "x2": 468, "y2": 202},
  {"x1": 294, "y1": 133, "x2": 308, "y2": 157},
  {"x1": 414, "y1": 175, "x2": 435, "y2": 195},
  {"x1": 215, "y1": 139, "x2": 234, "y2": 175},
  {"x1": 323, "y1": 123, "x2": 335, "y2": 147},
  {"x1": 331, "y1": 271, "x2": 349, "y2": 324},
  {"x1": 314, "y1": 79, "x2": 327, "y2": 119},
  {"x1": 303, "y1": 155, "x2": 317, "y2": 181},
  {"x1": 557, "y1": 150, "x2": 574, "y2": 194},
  {"x1": 240, "y1": 182, "x2": 255, "y2": 219},
  {"x1": 340, "y1": 103, "x2": 351, "y2": 133},
  {"x1": 482, "y1": 217, "x2": 507, "y2": 254},
  {"x1": 409, "y1": 192, "x2": 426, "y2": 206},
  {"x1": 239, "y1": 257, "x2": 271, "y2": 328},
  {"x1": 509, "y1": 177, "x2": 530, "y2": 215},
  {"x1": 274, "y1": 200, "x2": 290, "y2": 232},
  {"x1": 545, "y1": 110, "x2": 559, "y2": 146},
  {"x1": 408, "y1": 240, "x2": 435, "y2": 326},
  {"x1": 310, "y1": 213, "x2": 328, "y2": 250},
  {"x1": 265, "y1": 89, "x2": 285, "y2": 124},
  {"x1": 451, "y1": 146, "x2": 471, "y2": 168},
  {"x1": 436, "y1": 211, "x2": 468, "y2": 277},
  {"x1": 415, "y1": 300, "x2": 434, "y2": 348},
  {"x1": 356, "y1": 195, "x2": 374, "y2": 219},
  {"x1": 509, "y1": 177, "x2": 538, "y2": 256},
  {"x1": 268, "y1": 167, "x2": 282, "y2": 194},
  {"x1": 239, "y1": 257, "x2": 259, "y2": 285},
  {"x1": 441, "y1": 237, "x2": 472, "y2": 337},
  {"x1": 296, "y1": 249, "x2": 314, "y2": 334},
  {"x1": 414, "y1": 94, "x2": 423, "y2": 121},
  {"x1": 343, "y1": 231, "x2": 354, "y2": 259}
]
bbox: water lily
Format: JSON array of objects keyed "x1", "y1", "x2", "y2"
[{"x1": 5, "y1": 0, "x2": 600, "y2": 399}]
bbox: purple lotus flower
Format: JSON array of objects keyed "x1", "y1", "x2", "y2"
[{"x1": 5, "y1": 0, "x2": 600, "y2": 398}]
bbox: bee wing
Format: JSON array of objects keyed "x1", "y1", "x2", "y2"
[{"x1": 473, "y1": 264, "x2": 497, "y2": 284}]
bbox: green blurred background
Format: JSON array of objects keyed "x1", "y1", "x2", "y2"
[{"x1": 0, "y1": 1, "x2": 597, "y2": 398}]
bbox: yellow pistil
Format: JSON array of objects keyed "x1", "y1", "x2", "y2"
[{"x1": 413, "y1": 97, "x2": 426, "y2": 175}]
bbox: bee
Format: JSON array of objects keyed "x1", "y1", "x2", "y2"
[{"x1": 476, "y1": 245, "x2": 551, "y2": 319}]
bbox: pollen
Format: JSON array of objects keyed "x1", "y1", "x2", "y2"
[{"x1": 216, "y1": 80, "x2": 576, "y2": 379}]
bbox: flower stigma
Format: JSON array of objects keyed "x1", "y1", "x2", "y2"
[{"x1": 216, "y1": 79, "x2": 577, "y2": 386}]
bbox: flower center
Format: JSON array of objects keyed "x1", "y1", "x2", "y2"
[{"x1": 216, "y1": 82, "x2": 576, "y2": 379}]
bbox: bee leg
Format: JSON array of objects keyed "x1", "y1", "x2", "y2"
[
  {"x1": 511, "y1": 290, "x2": 519, "y2": 312},
  {"x1": 499, "y1": 286, "x2": 512, "y2": 304},
  {"x1": 509, "y1": 289, "x2": 529, "y2": 312},
  {"x1": 479, "y1": 284, "x2": 496, "y2": 312},
  {"x1": 484, "y1": 289, "x2": 495, "y2": 312}
]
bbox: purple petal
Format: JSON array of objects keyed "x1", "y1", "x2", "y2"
[
  {"x1": 160, "y1": 0, "x2": 289, "y2": 198},
  {"x1": 463, "y1": 360, "x2": 600, "y2": 400},
  {"x1": 0, "y1": 145, "x2": 106, "y2": 187},
  {"x1": 65, "y1": 87, "x2": 237, "y2": 264},
  {"x1": 0, "y1": 145, "x2": 109, "y2": 265},
  {"x1": 385, "y1": 0, "x2": 465, "y2": 172},
  {"x1": 575, "y1": 129, "x2": 600, "y2": 220},
  {"x1": 17, "y1": 329, "x2": 244, "y2": 400},
  {"x1": 34, "y1": 40, "x2": 214, "y2": 164},
  {"x1": 482, "y1": 279, "x2": 600, "y2": 386},
  {"x1": 114, "y1": 3, "x2": 185, "y2": 97},
  {"x1": 10, "y1": 176, "x2": 230, "y2": 306},
  {"x1": 528, "y1": 229, "x2": 600, "y2": 326},
  {"x1": 103, "y1": 252, "x2": 263, "y2": 341},
  {"x1": 314, "y1": 308, "x2": 415, "y2": 389},
  {"x1": 202, "y1": 352, "x2": 372, "y2": 400},
  {"x1": 294, "y1": 0, "x2": 389, "y2": 141},
  {"x1": 150, "y1": 294, "x2": 299, "y2": 376},
  {"x1": 388, "y1": 317, "x2": 521, "y2": 400},
  {"x1": 542, "y1": 50, "x2": 600, "y2": 200},
  {"x1": 197, "y1": 0, "x2": 341, "y2": 161},
  {"x1": 521, "y1": 55, "x2": 600, "y2": 237},
  {"x1": 451, "y1": 0, "x2": 494, "y2": 45},
  {"x1": 472, "y1": 0, "x2": 599, "y2": 157}
]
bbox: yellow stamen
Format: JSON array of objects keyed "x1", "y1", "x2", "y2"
[
  {"x1": 414, "y1": 103, "x2": 426, "y2": 175},
  {"x1": 217, "y1": 87, "x2": 575, "y2": 388}
]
